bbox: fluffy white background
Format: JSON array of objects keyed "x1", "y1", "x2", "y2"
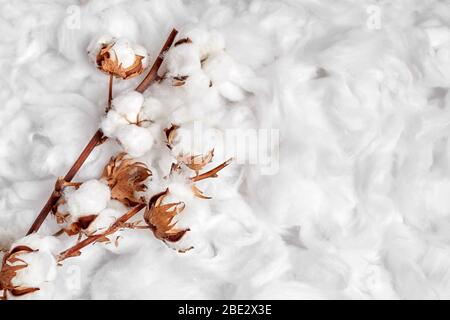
[{"x1": 1, "y1": 0, "x2": 450, "y2": 299}]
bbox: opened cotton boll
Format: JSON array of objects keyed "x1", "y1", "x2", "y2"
[
  {"x1": 110, "y1": 91, "x2": 144, "y2": 123},
  {"x1": 84, "y1": 200, "x2": 128, "y2": 236},
  {"x1": 115, "y1": 124, "x2": 155, "y2": 157},
  {"x1": 165, "y1": 42, "x2": 202, "y2": 77},
  {"x1": 9, "y1": 249, "x2": 57, "y2": 289},
  {"x1": 182, "y1": 28, "x2": 225, "y2": 60},
  {"x1": 202, "y1": 51, "x2": 240, "y2": 85},
  {"x1": 1, "y1": 234, "x2": 59, "y2": 299},
  {"x1": 140, "y1": 97, "x2": 166, "y2": 122},
  {"x1": 88, "y1": 36, "x2": 149, "y2": 79},
  {"x1": 101, "y1": 110, "x2": 129, "y2": 137},
  {"x1": 66, "y1": 180, "x2": 111, "y2": 219}
]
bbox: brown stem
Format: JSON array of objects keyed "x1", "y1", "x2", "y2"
[
  {"x1": 57, "y1": 204, "x2": 145, "y2": 262},
  {"x1": 135, "y1": 28, "x2": 178, "y2": 93},
  {"x1": 26, "y1": 28, "x2": 178, "y2": 235},
  {"x1": 190, "y1": 158, "x2": 233, "y2": 182},
  {"x1": 26, "y1": 130, "x2": 103, "y2": 235},
  {"x1": 106, "y1": 73, "x2": 113, "y2": 112}
]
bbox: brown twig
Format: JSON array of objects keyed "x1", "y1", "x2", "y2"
[
  {"x1": 135, "y1": 28, "x2": 178, "y2": 93},
  {"x1": 26, "y1": 28, "x2": 178, "y2": 235},
  {"x1": 57, "y1": 204, "x2": 146, "y2": 262},
  {"x1": 106, "y1": 74, "x2": 113, "y2": 112}
]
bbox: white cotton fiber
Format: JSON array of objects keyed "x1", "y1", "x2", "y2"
[
  {"x1": 111, "y1": 91, "x2": 144, "y2": 123},
  {"x1": 101, "y1": 110, "x2": 129, "y2": 137},
  {"x1": 184, "y1": 28, "x2": 225, "y2": 59},
  {"x1": 10, "y1": 250, "x2": 57, "y2": 288},
  {"x1": 67, "y1": 180, "x2": 111, "y2": 218},
  {"x1": 86, "y1": 204, "x2": 125, "y2": 235},
  {"x1": 133, "y1": 44, "x2": 149, "y2": 68},
  {"x1": 8, "y1": 234, "x2": 59, "y2": 291},
  {"x1": 165, "y1": 43, "x2": 202, "y2": 76},
  {"x1": 140, "y1": 97, "x2": 165, "y2": 121},
  {"x1": 115, "y1": 124, "x2": 154, "y2": 157},
  {"x1": 170, "y1": 121, "x2": 221, "y2": 157},
  {"x1": 110, "y1": 38, "x2": 138, "y2": 69},
  {"x1": 101, "y1": 90, "x2": 156, "y2": 156}
]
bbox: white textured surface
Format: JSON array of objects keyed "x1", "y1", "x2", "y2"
[{"x1": 1, "y1": 0, "x2": 450, "y2": 299}]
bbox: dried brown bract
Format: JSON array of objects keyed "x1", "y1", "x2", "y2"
[
  {"x1": 172, "y1": 75, "x2": 189, "y2": 86},
  {"x1": 0, "y1": 246, "x2": 39, "y2": 300},
  {"x1": 164, "y1": 124, "x2": 180, "y2": 149},
  {"x1": 96, "y1": 43, "x2": 145, "y2": 80},
  {"x1": 101, "y1": 153, "x2": 152, "y2": 207},
  {"x1": 178, "y1": 149, "x2": 214, "y2": 175},
  {"x1": 191, "y1": 185, "x2": 211, "y2": 200},
  {"x1": 190, "y1": 158, "x2": 233, "y2": 182},
  {"x1": 64, "y1": 214, "x2": 98, "y2": 237},
  {"x1": 144, "y1": 189, "x2": 189, "y2": 242},
  {"x1": 174, "y1": 37, "x2": 192, "y2": 47}
]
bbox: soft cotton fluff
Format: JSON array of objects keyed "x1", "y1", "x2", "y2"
[
  {"x1": 170, "y1": 121, "x2": 222, "y2": 159},
  {"x1": 101, "y1": 91, "x2": 155, "y2": 157},
  {"x1": 111, "y1": 90, "x2": 144, "y2": 123},
  {"x1": 66, "y1": 179, "x2": 111, "y2": 219},
  {"x1": 85, "y1": 200, "x2": 127, "y2": 235},
  {"x1": 164, "y1": 28, "x2": 249, "y2": 103},
  {"x1": 7, "y1": 234, "x2": 59, "y2": 291}
]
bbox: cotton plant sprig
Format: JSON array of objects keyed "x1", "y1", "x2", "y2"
[
  {"x1": 26, "y1": 29, "x2": 178, "y2": 236},
  {"x1": 2, "y1": 27, "x2": 236, "y2": 300}
]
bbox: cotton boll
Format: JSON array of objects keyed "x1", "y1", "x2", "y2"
[
  {"x1": 139, "y1": 97, "x2": 165, "y2": 121},
  {"x1": 182, "y1": 70, "x2": 212, "y2": 93},
  {"x1": 10, "y1": 250, "x2": 57, "y2": 289},
  {"x1": 115, "y1": 124, "x2": 154, "y2": 157},
  {"x1": 87, "y1": 35, "x2": 147, "y2": 78},
  {"x1": 165, "y1": 43, "x2": 202, "y2": 77},
  {"x1": 111, "y1": 90, "x2": 144, "y2": 123},
  {"x1": 6, "y1": 234, "x2": 60, "y2": 296},
  {"x1": 184, "y1": 28, "x2": 225, "y2": 59},
  {"x1": 11, "y1": 233, "x2": 60, "y2": 253},
  {"x1": 202, "y1": 51, "x2": 237, "y2": 85},
  {"x1": 218, "y1": 82, "x2": 246, "y2": 102},
  {"x1": 67, "y1": 180, "x2": 111, "y2": 218},
  {"x1": 100, "y1": 110, "x2": 128, "y2": 137},
  {"x1": 85, "y1": 206, "x2": 123, "y2": 236},
  {"x1": 109, "y1": 38, "x2": 139, "y2": 68}
]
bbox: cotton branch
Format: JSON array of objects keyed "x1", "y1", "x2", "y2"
[
  {"x1": 57, "y1": 203, "x2": 146, "y2": 262},
  {"x1": 26, "y1": 28, "x2": 179, "y2": 235}
]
